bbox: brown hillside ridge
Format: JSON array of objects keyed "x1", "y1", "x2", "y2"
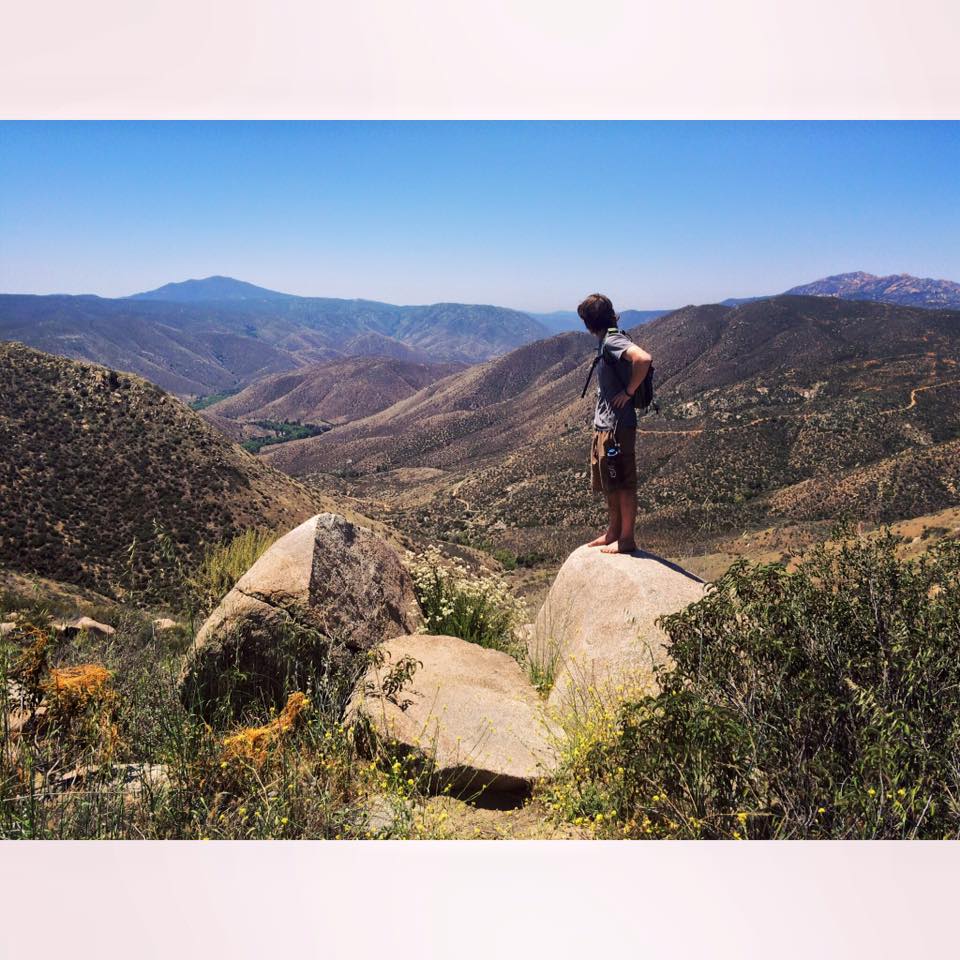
[
  {"x1": 260, "y1": 296, "x2": 960, "y2": 561},
  {"x1": 202, "y1": 355, "x2": 464, "y2": 430},
  {"x1": 0, "y1": 342, "x2": 333, "y2": 596}
]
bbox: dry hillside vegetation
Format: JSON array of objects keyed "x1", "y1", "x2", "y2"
[
  {"x1": 262, "y1": 296, "x2": 960, "y2": 562},
  {"x1": 201, "y1": 356, "x2": 464, "y2": 431},
  {"x1": 0, "y1": 343, "x2": 328, "y2": 596}
]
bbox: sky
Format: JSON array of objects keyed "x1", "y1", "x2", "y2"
[{"x1": 1, "y1": 121, "x2": 957, "y2": 312}]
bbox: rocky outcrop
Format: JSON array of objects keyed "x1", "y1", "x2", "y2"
[
  {"x1": 531, "y1": 546, "x2": 706, "y2": 712},
  {"x1": 347, "y1": 634, "x2": 557, "y2": 797},
  {"x1": 180, "y1": 514, "x2": 419, "y2": 710}
]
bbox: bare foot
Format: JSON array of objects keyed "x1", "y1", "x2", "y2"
[
  {"x1": 587, "y1": 529, "x2": 618, "y2": 547},
  {"x1": 600, "y1": 540, "x2": 637, "y2": 554}
]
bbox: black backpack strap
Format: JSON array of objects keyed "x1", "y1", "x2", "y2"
[
  {"x1": 580, "y1": 355, "x2": 600, "y2": 399},
  {"x1": 580, "y1": 331, "x2": 609, "y2": 399}
]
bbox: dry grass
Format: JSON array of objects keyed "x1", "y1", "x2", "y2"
[{"x1": 221, "y1": 691, "x2": 310, "y2": 764}]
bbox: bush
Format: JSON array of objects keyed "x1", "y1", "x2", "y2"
[
  {"x1": 405, "y1": 547, "x2": 526, "y2": 658},
  {"x1": 544, "y1": 530, "x2": 960, "y2": 839},
  {"x1": 183, "y1": 528, "x2": 278, "y2": 620}
]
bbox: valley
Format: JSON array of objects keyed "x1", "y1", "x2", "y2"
[
  {"x1": 3, "y1": 281, "x2": 960, "y2": 842},
  {"x1": 254, "y1": 295, "x2": 960, "y2": 572}
]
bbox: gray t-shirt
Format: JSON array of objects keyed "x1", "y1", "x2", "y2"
[{"x1": 594, "y1": 330, "x2": 637, "y2": 430}]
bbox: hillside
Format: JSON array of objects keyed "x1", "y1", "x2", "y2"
[
  {"x1": 262, "y1": 296, "x2": 960, "y2": 560},
  {"x1": 0, "y1": 295, "x2": 305, "y2": 396},
  {"x1": 0, "y1": 342, "x2": 329, "y2": 596},
  {"x1": 202, "y1": 356, "x2": 464, "y2": 428},
  {"x1": 786, "y1": 271, "x2": 960, "y2": 309},
  {"x1": 0, "y1": 289, "x2": 547, "y2": 395}
]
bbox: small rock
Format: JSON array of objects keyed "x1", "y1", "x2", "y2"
[
  {"x1": 360, "y1": 794, "x2": 403, "y2": 835},
  {"x1": 53, "y1": 616, "x2": 115, "y2": 637},
  {"x1": 153, "y1": 618, "x2": 179, "y2": 631},
  {"x1": 0, "y1": 622, "x2": 15, "y2": 636},
  {"x1": 56, "y1": 762, "x2": 170, "y2": 797}
]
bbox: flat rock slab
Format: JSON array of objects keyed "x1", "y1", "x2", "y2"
[
  {"x1": 348, "y1": 634, "x2": 557, "y2": 797},
  {"x1": 53, "y1": 616, "x2": 115, "y2": 636},
  {"x1": 531, "y1": 546, "x2": 707, "y2": 712},
  {"x1": 181, "y1": 513, "x2": 419, "y2": 709}
]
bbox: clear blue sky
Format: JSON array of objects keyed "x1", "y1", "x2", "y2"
[{"x1": 1, "y1": 121, "x2": 957, "y2": 311}]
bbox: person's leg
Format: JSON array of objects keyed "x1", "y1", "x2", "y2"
[
  {"x1": 587, "y1": 430, "x2": 620, "y2": 546},
  {"x1": 587, "y1": 492, "x2": 621, "y2": 547},
  {"x1": 601, "y1": 427, "x2": 637, "y2": 553},
  {"x1": 617, "y1": 487, "x2": 637, "y2": 550}
]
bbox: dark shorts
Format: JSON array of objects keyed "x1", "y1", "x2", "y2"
[{"x1": 590, "y1": 426, "x2": 637, "y2": 493}]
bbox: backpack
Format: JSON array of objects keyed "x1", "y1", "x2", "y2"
[{"x1": 580, "y1": 327, "x2": 657, "y2": 413}]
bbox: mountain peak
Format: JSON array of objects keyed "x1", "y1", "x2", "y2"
[
  {"x1": 785, "y1": 271, "x2": 960, "y2": 309},
  {"x1": 127, "y1": 276, "x2": 295, "y2": 302}
]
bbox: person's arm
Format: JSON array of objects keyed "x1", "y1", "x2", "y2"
[{"x1": 612, "y1": 344, "x2": 652, "y2": 408}]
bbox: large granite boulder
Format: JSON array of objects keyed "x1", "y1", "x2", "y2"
[
  {"x1": 347, "y1": 634, "x2": 557, "y2": 797},
  {"x1": 531, "y1": 546, "x2": 707, "y2": 712},
  {"x1": 180, "y1": 514, "x2": 420, "y2": 711}
]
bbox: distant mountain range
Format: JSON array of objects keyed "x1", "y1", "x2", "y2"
[
  {"x1": 785, "y1": 272, "x2": 960, "y2": 309},
  {"x1": 723, "y1": 271, "x2": 960, "y2": 310},
  {"x1": 530, "y1": 308, "x2": 670, "y2": 334},
  {"x1": 129, "y1": 275, "x2": 295, "y2": 302},
  {"x1": 3, "y1": 272, "x2": 959, "y2": 401},
  {"x1": 0, "y1": 279, "x2": 551, "y2": 395}
]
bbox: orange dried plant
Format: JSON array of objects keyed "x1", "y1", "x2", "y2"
[{"x1": 221, "y1": 692, "x2": 310, "y2": 765}]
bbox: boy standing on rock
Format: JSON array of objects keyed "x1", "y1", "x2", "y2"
[{"x1": 578, "y1": 293, "x2": 652, "y2": 555}]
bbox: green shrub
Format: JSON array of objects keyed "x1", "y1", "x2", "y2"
[
  {"x1": 545, "y1": 530, "x2": 960, "y2": 839},
  {"x1": 406, "y1": 548, "x2": 526, "y2": 658},
  {"x1": 241, "y1": 421, "x2": 329, "y2": 454},
  {"x1": 183, "y1": 528, "x2": 278, "y2": 619},
  {"x1": 188, "y1": 389, "x2": 240, "y2": 411}
]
